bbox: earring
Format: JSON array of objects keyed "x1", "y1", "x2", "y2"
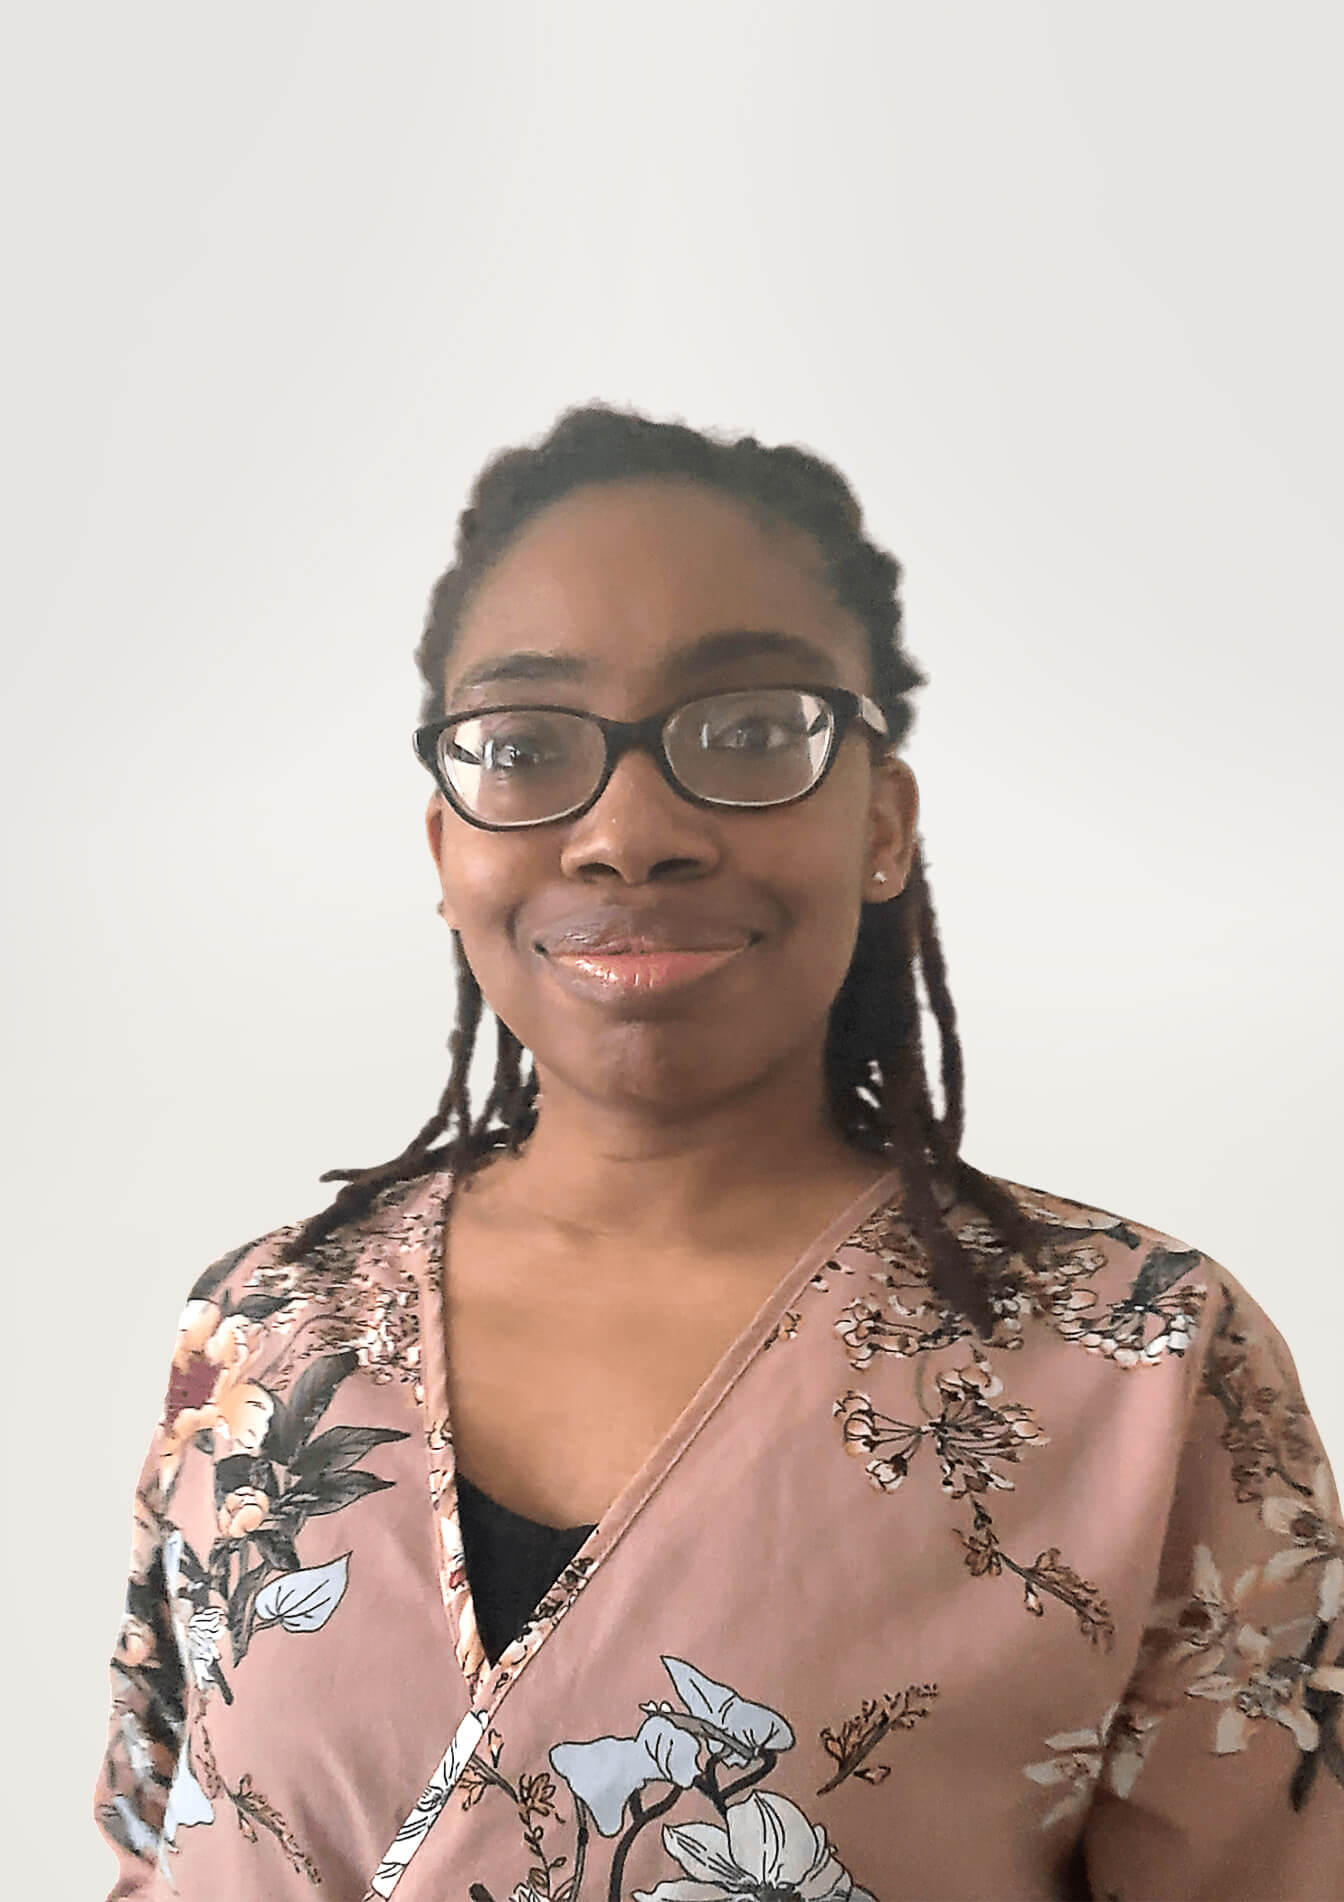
[{"x1": 872, "y1": 870, "x2": 888, "y2": 886}]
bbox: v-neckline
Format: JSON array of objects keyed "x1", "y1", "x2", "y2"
[{"x1": 410, "y1": 1158, "x2": 904, "y2": 1714}]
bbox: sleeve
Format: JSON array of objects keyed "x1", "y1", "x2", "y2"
[
  {"x1": 92, "y1": 1231, "x2": 277, "y2": 1897},
  {"x1": 92, "y1": 1409, "x2": 187, "y2": 1898},
  {"x1": 1080, "y1": 1272, "x2": 1344, "y2": 1901}
]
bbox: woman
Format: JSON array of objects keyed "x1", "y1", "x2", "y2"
[{"x1": 95, "y1": 405, "x2": 1343, "y2": 1901}]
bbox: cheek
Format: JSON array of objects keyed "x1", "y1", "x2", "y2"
[
  {"x1": 445, "y1": 862, "x2": 548, "y2": 1026},
  {"x1": 440, "y1": 839, "x2": 536, "y2": 957},
  {"x1": 758, "y1": 794, "x2": 869, "y2": 923}
]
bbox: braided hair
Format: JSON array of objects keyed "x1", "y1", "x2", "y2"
[{"x1": 273, "y1": 403, "x2": 1059, "y2": 1330}]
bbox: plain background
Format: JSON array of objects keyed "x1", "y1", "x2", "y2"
[{"x1": 2, "y1": 4, "x2": 1339, "y2": 1888}]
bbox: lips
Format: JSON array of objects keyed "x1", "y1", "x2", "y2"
[
  {"x1": 534, "y1": 909, "x2": 762, "y2": 957},
  {"x1": 542, "y1": 934, "x2": 752, "y2": 955},
  {"x1": 543, "y1": 942, "x2": 753, "y2": 1000}
]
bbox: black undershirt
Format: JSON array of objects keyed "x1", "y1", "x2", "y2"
[{"x1": 455, "y1": 1472, "x2": 597, "y2": 1665}]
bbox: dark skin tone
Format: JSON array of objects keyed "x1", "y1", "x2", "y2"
[
  {"x1": 423, "y1": 478, "x2": 921, "y2": 1525},
  {"x1": 425, "y1": 476, "x2": 920, "y2": 1256}
]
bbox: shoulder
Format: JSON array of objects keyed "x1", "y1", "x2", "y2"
[
  {"x1": 970, "y1": 1174, "x2": 1313, "y2": 1423},
  {"x1": 845, "y1": 1165, "x2": 1304, "y2": 1400},
  {"x1": 154, "y1": 1167, "x2": 456, "y2": 1439}
]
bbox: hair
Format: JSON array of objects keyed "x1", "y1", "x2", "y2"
[{"x1": 273, "y1": 402, "x2": 1060, "y2": 1330}]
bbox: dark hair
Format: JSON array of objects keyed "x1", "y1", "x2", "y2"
[{"x1": 274, "y1": 402, "x2": 1058, "y2": 1330}]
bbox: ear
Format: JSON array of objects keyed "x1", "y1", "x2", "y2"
[
  {"x1": 867, "y1": 756, "x2": 919, "y2": 896},
  {"x1": 425, "y1": 795, "x2": 461, "y2": 932}
]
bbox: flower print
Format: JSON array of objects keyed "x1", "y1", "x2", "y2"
[
  {"x1": 1262, "y1": 1463, "x2": 1344, "y2": 1583},
  {"x1": 161, "y1": 1529, "x2": 206, "y2": 1692},
  {"x1": 115, "y1": 1611, "x2": 157, "y2": 1670},
  {"x1": 832, "y1": 1390, "x2": 924, "y2": 1492},
  {"x1": 185, "y1": 1606, "x2": 227, "y2": 1688},
  {"x1": 296, "y1": 1271, "x2": 423, "y2": 1387},
  {"x1": 1024, "y1": 1718, "x2": 1109, "y2": 1829},
  {"x1": 763, "y1": 1310, "x2": 801, "y2": 1349},
  {"x1": 837, "y1": 1367, "x2": 1108, "y2": 1644},
  {"x1": 1202, "y1": 1285, "x2": 1318, "y2": 1503},
  {"x1": 1024, "y1": 1702, "x2": 1162, "y2": 1828},
  {"x1": 834, "y1": 1293, "x2": 928, "y2": 1368},
  {"x1": 550, "y1": 1714, "x2": 701, "y2": 1837},
  {"x1": 832, "y1": 1252, "x2": 981, "y2": 1367},
  {"x1": 550, "y1": 1658, "x2": 795, "y2": 1849},
  {"x1": 817, "y1": 1684, "x2": 938, "y2": 1793},
  {"x1": 213, "y1": 1379, "x2": 276, "y2": 1454},
  {"x1": 1034, "y1": 1235, "x2": 1207, "y2": 1367},
  {"x1": 486, "y1": 1552, "x2": 598, "y2": 1700},
  {"x1": 1146, "y1": 1544, "x2": 1261, "y2": 1668},
  {"x1": 834, "y1": 1359, "x2": 1045, "y2": 1500},
  {"x1": 216, "y1": 1483, "x2": 271, "y2": 1539},
  {"x1": 114, "y1": 1708, "x2": 162, "y2": 1790},
  {"x1": 1187, "y1": 1627, "x2": 1344, "y2": 1755},
  {"x1": 928, "y1": 1358, "x2": 1048, "y2": 1497},
  {"x1": 1142, "y1": 1545, "x2": 1344, "y2": 1762},
  {"x1": 657, "y1": 1657, "x2": 795, "y2": 1766},
  {"x1": 174, "y1": 1298, "x2": 247, "y2": 1369},
  {"x1": 1133, "y1": 1284, "x2": 1205, "y2": 1364},
  {"x1": 160, "y1": 1737, "x2": 215, "y2": 1849},
  {"x1": 1103, "y1": 1702, "x2": 1163, "y2": 1798},
  {"x1": 159, "y1": 1301, "x2": 263, "y2": 1487},
  {"x1": 633, "y1": 1790, "x2": 874, "y2": 1902},
  {"x1": 253, "y1": 1554, "x2": 351, "y2": 1634},
  {"x1": 515, "y1": 1769, "x2": 557, "y2": 1819}
]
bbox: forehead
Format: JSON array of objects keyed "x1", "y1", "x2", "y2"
[{"x1": 445, "y1": 479, "x2": 871, "y2": 702}]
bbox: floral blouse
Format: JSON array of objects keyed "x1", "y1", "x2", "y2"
[{"x1": 93, "y1": 1163, "x2": 1344, "y2": 1900}]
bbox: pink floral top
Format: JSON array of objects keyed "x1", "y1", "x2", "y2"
[{"x1": 94, "y1": 1164, "x2": 1344, "y2": 1900}]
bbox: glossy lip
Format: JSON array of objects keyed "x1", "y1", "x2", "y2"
[
  {"x1": 533, "y1": 903, "x2": 765, "y2": 958},
  {"x1": 542, "y1": 941, "x2": 753, "y2": 1002}
]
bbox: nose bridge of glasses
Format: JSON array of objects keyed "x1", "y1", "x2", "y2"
[
  {"x1": 599, "y1": 702, "x2": 684, "y2": 770},
  {"x1": 579, "y1": 706, "x2": 687, "y2": 815}
]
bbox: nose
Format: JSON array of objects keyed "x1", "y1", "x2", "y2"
[{"x1": 557, "y1": 739, "x2": 719, "y2": 883}]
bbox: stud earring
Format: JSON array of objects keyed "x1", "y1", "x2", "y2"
[{"x1": 872, "y1": 870, "x2": 888, "y2": 886}]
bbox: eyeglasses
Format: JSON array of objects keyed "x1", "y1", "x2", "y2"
[{"x1": 413, "y1": 683, "x2": 890, "y2": 832}]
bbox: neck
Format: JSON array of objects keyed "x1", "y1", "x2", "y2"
[{"x1": 463, "y1": 1047, "x2": 893, "y2": 1255}]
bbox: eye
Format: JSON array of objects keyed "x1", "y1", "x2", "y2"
[
  {"x1": 448, "y1": 717, "x2": 566, "y2": 775},
  {"x1": 481, "y1": 733, "x2": 555, "y2": 773},
  {"x1": 700, "y1": 713, "x2": 811, "y2": 752}
]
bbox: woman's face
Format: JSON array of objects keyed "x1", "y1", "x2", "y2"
[{"x1": 425, "y1": 477, "x2": 918, "y2": 1125}]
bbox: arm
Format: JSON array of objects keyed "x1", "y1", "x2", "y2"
[
  {"x1": 93, "y1": 1419, "x2": 186, "y2": 1897},
  {"x1": 92, "y1": 1237, "x2": 269, "y2": 1896},
  {"x1": 1082, "y1": 1275, "x2": 1344, "y2": 1900}
]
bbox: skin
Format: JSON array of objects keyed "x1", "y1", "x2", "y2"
[{"x1": 424, "y1": 475, "x2": 920, "y2": 1264}]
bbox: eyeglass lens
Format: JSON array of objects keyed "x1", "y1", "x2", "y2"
[{"x1": 437, "y1": 688, "x2": 835, "y2": 826}]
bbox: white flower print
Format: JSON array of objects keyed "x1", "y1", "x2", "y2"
[
  {"x1": 186, "y1": 1606, "x2": 226, "y2": 1688},
  {"x1": 1149, "y1": 1544, "x2": 1261, "y2": 1666},
  {"x1": 1024, "y1": 1702, "x2": 1162, "y2": 1828},
  {"x1": 1261, "y1": 1462, "x2": 1344, "y2": 1583},
  {"x1": 1143, "y1": 1546, "x2": 1344, "y2": 1760},
  {"x1": 633, "y1": 1789, "x2": 874, "y2": 1901},
  {"x1": 1187, "y1": 1624, "x2": 1344, "y2": 1756},
  {"x1": 156, "y1": 1737, "x2": 215, "y2": 1886}
]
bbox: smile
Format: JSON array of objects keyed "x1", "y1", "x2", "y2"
[{"x1": 542, "y1": 944, "x2": 751, "y2": 998}]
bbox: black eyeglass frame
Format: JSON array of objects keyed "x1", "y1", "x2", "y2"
[{"x1": 412, "y1": 682, "x2": 892, "y2": 832}]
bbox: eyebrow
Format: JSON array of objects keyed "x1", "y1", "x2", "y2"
[{"x1": 448, "y1": 627, "x2": 844, "y2": 702}]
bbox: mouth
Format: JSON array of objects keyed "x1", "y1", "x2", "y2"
[{"x1": 539, "y1": 942, "x2": 753, "y2": 999}]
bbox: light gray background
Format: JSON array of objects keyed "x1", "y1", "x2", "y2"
[{"x1": 2, "y1": 5, "x2": 1340, "y2": 1890}]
